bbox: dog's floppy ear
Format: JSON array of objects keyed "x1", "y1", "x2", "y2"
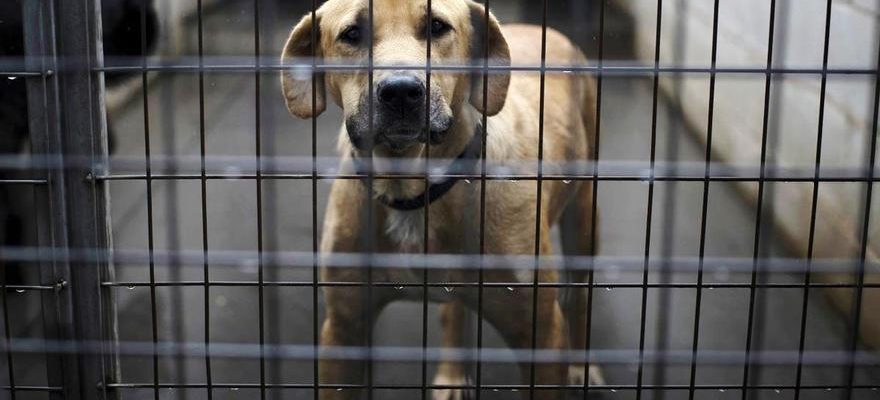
[
  {"x1": 281, "y1": 14, "x2": 326, "y2": 119},
  {"x1": 468, "y1": 2, "x2": 511, "y2": 116}
]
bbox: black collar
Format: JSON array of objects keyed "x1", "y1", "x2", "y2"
[{"x1": 351, "y1": 123, "x2": 483, "y2": 211}]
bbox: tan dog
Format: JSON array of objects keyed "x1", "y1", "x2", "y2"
[{"x1": 281, "y1": 0, "x2": 600, "y2": 398}]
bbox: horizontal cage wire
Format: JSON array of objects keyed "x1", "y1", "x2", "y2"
[{"x1": 1, "y1": 0, "x2": 879, "y2": 399}]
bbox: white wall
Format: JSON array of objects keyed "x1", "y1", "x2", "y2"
[
  {"x1": 153, "y1": 0, "x2": 225, "y2": 54},
  {"x1": 614, "y1": 0, "x2": 880, "y2": 348}
]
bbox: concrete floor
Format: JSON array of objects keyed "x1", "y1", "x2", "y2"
[{"x1": 2, "y1": 0, "x2": 878, "y2": 399}]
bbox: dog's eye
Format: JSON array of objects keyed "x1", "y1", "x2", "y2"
[
  {"x1": 339, "y1": 26, "x2": 361, "y2": 44},
  {"x1": 430, "y1": 18, "x2": 452, "y2": 37}
]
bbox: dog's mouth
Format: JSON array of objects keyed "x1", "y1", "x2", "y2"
[
  {"x1": 348, "y1": 112, "x2": 454, "y2": 153},
  {"x1": 380, "y1": 138, "x2": 419, "y2": 153},
  {"x1": 377, "y1": 128, "x2": 425, "y2": 152},
  {"x1": 376, "y1": 123, "x2": 453, "y2": 153}
]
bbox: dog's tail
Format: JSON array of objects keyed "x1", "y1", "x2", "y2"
[
  {"x1": 558, "y1": 52, "x2": 604, "y2": 385},
  {"x1": 559, "y1": 45, "x2": 600, "y2": 282}
]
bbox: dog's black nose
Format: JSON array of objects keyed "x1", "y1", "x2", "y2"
[{"x1": 378, "y1": 75, "x2": 425, "y2": 113}]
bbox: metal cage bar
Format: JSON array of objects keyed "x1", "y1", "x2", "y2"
[
  {"x1": 21, "y1": 0, "x2": 67, "y2": 397},
  {"x1": 421, "y1": 3, "x2": 433, "y2": 400},
  {"x1": 582, "y1": 0, "x2": 606, "y2": 398},
  {"x1": 529, "y1": 0, "x2": 550, "y2": 398},
  {"x1": 741, "y1": 0, "x2": 780, "y2": 397},
  {"x1": 309, "y1": 0, "x2": 320, "y2": 399},
  {"x1": 15, "y1": 0, "x2": 119, "y2": 398},
  {"x1": 792, "y1": 0, "x2": 835, "y2": 399},
  {"x1": 634, "y1": 1, "x2": 665, "y2": 398},
  {"x1": 82, "y1": 64, "x2": 880, "y2": 76},
  {"x1": 687, "y1": 0, "x2": 721, "y2": 398},
  {"x1": 138, "y1": 0, "x2": 160, "y2": 398},
  {"x1": 476, "y1": 1, "x2": 491, "y2": 399}
]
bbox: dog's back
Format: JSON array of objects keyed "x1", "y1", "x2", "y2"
[
  {"x1": 486, "y1": 24, "x2": 597, "y2": 221},
  {"x1": 491, "y1": 25, "x2": 602, "y2": 386}
]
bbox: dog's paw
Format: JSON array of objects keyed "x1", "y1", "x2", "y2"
[
  {"x1": 432, "y1": 373, "x2": 472, "y2": 400},
  {"x1": 569, "y1": 364, "x2": 606, "y2": 386}
]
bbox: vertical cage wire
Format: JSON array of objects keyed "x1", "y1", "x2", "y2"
[
  {"x1": 528, "y1": 0, "x2": 550, "y2": 398},
  {"x1": 422, "y1": 2, "x2": 433, "y2": 400},
  {"x1": 741, "y1": 0, "x2": 780, "y2": 396},
  {"x1": 687, "y1": 0, "x2": 721, "y2": 399},
  {"x1": 195, "y1": 0, "x2": 213, "y2": 397},
  {"x1": 365, "y1": 1, "x2": 376, "y2": 400},
  {"x1": 253, "y1": 0, "x2": 268, "y2": 398},
  {"x1": 582, "y1": 1, "x2": 605, "y2": 399},
  {"x1": 653, "y1": 0, "x2": 687, "y2": 396},
  {"x1": 635, "y1": 1, "x2": 665, "y2": 398},
  {"x1": 792, "y1": 0, "x2": 834, "y2": 398},
  {"x1": 311, "y1": 0, "x2": 320, "y2": 399},
  {"x1": 476, "y1": 1, "x2": 491, "y2": 399},
  {"x1": 138, "y1": 0, "x2": 160, "y2": 397},
  {"x1": 1, "y1": 209, "x2": 15, "y2": 398}
]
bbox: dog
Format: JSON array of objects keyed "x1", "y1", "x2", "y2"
[{"x1": 281, "y1": 0, "x2": 601, "y2": 398}]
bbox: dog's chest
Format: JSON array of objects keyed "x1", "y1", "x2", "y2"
[
  {"x1": 384, "y1": 210, "x2": 436, "y2": 287},
  {"x1": 382, "y1": 186, "x2": 480, "y2": 253},
  {"x1": 385, "y1": 210, "x2": 431, "y2": 251}
]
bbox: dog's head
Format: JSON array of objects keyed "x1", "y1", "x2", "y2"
[{"x1": 281, "y1": 0, "x2": 510, "y2": 155}]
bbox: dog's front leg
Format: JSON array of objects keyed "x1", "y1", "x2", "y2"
[
  {"x1": 318, "y1": 179, "x2": 386, "y2": 400},
  {"x1": 432, "y1": 301, "x2": 471, "y2": 400},
  {"x1": 319, "y1": 286, "x2": 372, "y2": 400},
  {"x1": 473, "y1": 238, "x2": 570, "y2": 399}
]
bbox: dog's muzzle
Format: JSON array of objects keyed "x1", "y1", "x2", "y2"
[
  {"x1": 346, "y1": 74, "x2": 453, "y2": 151},
  {"x1": 375, "y1": 75, "x2": 427, "y2": 150}
]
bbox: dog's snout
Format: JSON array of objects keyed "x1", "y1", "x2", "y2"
[{"x1": 378, "y1": 75, "x2": 425, "y2": 113}]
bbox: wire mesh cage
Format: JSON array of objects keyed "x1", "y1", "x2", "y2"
[{"x1": 1, "y1": 0, "x2": 879, "y2": 399}]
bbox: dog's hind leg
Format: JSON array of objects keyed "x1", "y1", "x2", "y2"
[
  {"x1": 559, "y1": 182, "x2": 605, "y2": 387},
  {"x1": 477, "y1": 274, "x2": 569, "y2": 400},
  {"x1": 432, "y1": 301, "x2": 472, "y2": 400}
]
